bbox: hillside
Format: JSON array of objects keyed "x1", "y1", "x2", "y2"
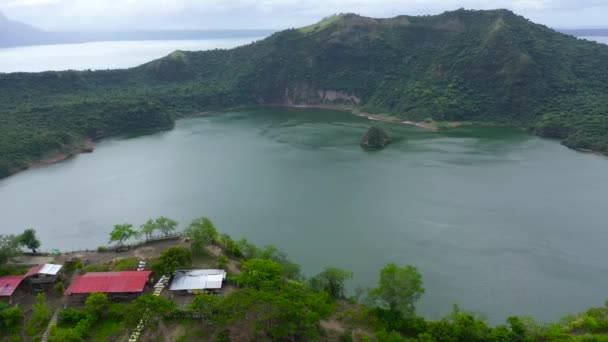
[
  {"x1": 1, "y1": 8, "x2": 608, "y2": 177},
  {"x1": 0, "y1": 11, "x2": 48, "y2": 47}
]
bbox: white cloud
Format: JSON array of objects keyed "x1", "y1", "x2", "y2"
[{"x1": 0, "y1": 0, "x2": 606, "y2": 30}]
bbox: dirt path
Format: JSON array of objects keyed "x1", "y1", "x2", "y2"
[
  {"x1": 205, "y1": 245, "x2": 241, "y2": 275},
  {"x1": 15, "y1": 238, "x2": 189, "y2": 266}
]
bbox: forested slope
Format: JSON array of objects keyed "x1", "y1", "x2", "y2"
[{"x1": 1, "y1": 8, "x2": 608, "y2": 177}]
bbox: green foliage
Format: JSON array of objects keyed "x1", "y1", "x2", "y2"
[
  {"x1": 217, "y1": 255, "x2": 228, "y2": 268},
  {"x1": 3, "y1": 9, "x2": 608, "y2": 178},
  {"x1": 82, "y1": 258, "x2": 139, "y2": 272},
  {"x1": 17, "y1": 228, "x2": 41, "y2": 253},
  {"x1": 26, "y1": 293, "x2": 52, "y2": 336},
  {"x1": 186, "y1": 217, "x2": 219, "y2": 254},
  {"x1": 112, "y1": 257, "x2": 140, "y2": 271},
  {"x1": 225, "y1": 238, "x2": 302, "y2": 280},
  {"x1": 309, "y1": 267, "x2": 353, "y2": 299},
  {"x1": 368, "y1": 263, "x2": 425, "y2": 319},
  {"x1": 54, "y1": 281, "x2": 65, "y2": 295},
  {"x1": 108, "y1": 223, "x2": 139, "y2": 247},
  {"x1": 239, "y1": 258, "x2": 284, "y2": 290},
  {"x1": 151, "y1": 246, "x2": 192, "y2": 276},
  {"x1": 189, "y1": 293, "x2": 224, "y2": 321},
  {"x1": 53, "y1": 302, "x2": 130, "y2": 341},
  {"x1": 218, "y1": 285, "x2": 334, "y2": 340},
  {"x1": 0, "y1": 303, "x2": 24, "y2": 335},
  {"x1": 85, "y1": 293, "x2": 109, "y2": 319},
  {"x1": 361, "y1": 126, "x2": 391, "y2": 149},
  {"x1": 126, "y1": 294, "x2": 177, "y2": 326},
  {"x1": 0, "y1": 234, "x2": 20, "y2": 267},
  {"x1": 140, "y1": 216, "x2": 178, "y2": 238},
  {"x1": 218, "y1": 234, "x2": 242, "y2": 257},
  {"x1": 58, "y1": 308, "x2": 87, "y2": 328}
]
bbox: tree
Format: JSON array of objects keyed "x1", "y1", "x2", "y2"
[
  {"x1": 219, "y1": 285, "x2": 331, "y2": 340},
  {"x1": 368, "y1": 263, "x2": 425, "y2": 319},
  {"x1": 186, "y1": 217, "x2": 218, "y2": 254},
  {"x1": 189, "y1": 293, "x2": 224, "y2": 321},
  {"x1": 0, "y1": 235, "x2": 20, "y2": 268},
  {"x1": 108, "y1": 224, "x2": 139, "y2": 248},
  {"x1": 140, "y1": 219, "x2": 156, "y2": 239},
  {"x1": 309, "y1": 267, "x2": 353, "y2": 299},
  {"x1": 18, "y1": 228, "x2": 41, "y2": 253},
  {"x1": 140, "y1": 217, "x2": 178, "y2": 239},
  {"x1": 259, "y1": 245, "x2": 303, "y2": 280},
  {"x1": 26, "y1": 293, "x2": 52, "y2": 336},
  {"x1": 85, "y1": 293, "x2": 109, "y2": 319},
  {"x1": 155, "y1": 216, "x2": 178, "y2": 236},
  {"x1": 127, "y1": 294, "x2": 177, "y2": 326},
  {"x1": 239, "y1": 259, "x2": 284, "y2": 290},
  {"x1": 151, "y1": 246, "x2": 192, "y2": 276},
  {"x1": 0, "y1": 304, "x2": 24, "y2": 335}
]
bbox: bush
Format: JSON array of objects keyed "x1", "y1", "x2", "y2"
[
  {"x1": 217, "y1": 255, "x2": 228, "y2": 268},
  {"x1": 97, "y1": 246, "x2": 110, "y2": 253},
  {"x1": 58, "y1": 308, "x2": 87, "y2": 328},
  {"x1": 0, "y1": 305, "x2": 24, "y2": 335},
  {"x1": 151, "y1": 246, "x2": 192, "y2": 276},
  {"x1": 112, "y1": 257, "x2": 139, "y2": 271},
  {"x1": 26, "y1": 293, "x2": 52, "y2": 336},
  {"x1": 85, "y1": 293, "x2": 109, "y2": 319},
  {"x1": 54, "y1": 281, "x2": 65, "y2": 295}
]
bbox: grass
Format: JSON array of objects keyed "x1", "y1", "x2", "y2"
[
  {"x1": 82, "y1": 257, "x2": 140, "y2": 272},
  {"x1": 88, "y1": 318, "x2": 129, "y2": 342},
  {"x1": 174, "y1": 321, "x2": 209, "y2": 342},
  {"x1": 299, "y1": 14, "x2": 345, "y2": 33}
]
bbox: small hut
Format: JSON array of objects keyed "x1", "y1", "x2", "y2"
[
  {"x1": 169, "y1": 269, "x2": 226, "y2": 295},
  {"x1": 0, "y1": 275, "x2": 26, "y2": 304},
  {"x1": 25, "y1": 264, "x2": 63, "y2": 284}
]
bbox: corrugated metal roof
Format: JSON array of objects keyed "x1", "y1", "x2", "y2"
[
  {"x1": 0, "y1": 275, "x2": 25, "y2": 297},
  {"x1": 170, "y1": 269, "x2": 226, "y2": 291},
  {"x1": 25, "y1": 264, "x2": 63, "y2": 277},
  {"x1": 65, "y1": 271, "x2": 151, "y2": 294}
]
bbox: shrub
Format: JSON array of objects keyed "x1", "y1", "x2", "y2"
[
  {"x1": 151, "y1": 246, "x2": 192, "y2": 276},
  {"x1": 97, "y1": 246, "x2": 110, "y2": 253},
  {"x1": 54, "y1": 281, "x2": 65, "y2": 295},
  {"x1": 217, "y1": 255, "x2": 228, "y2": 268},
  {"x1": 58, "y1": 308, "x2": 87, "y2": 328}
]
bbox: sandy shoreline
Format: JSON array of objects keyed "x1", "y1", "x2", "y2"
[
  {"x1": 29, "y1": 139, "x2": 95, "y2": 169},
  {"x1": 274, "y1": 103, "x2": 438, "y2": 130}
]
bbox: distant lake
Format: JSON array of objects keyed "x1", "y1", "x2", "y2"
[
  {"x1": 582, "y1": 36, "x2": 608, "y2": 44},
  {"x1": 0, "y1": 38, "x2": 263, "y2": 73},
  {"x1": 1, "y1": 108, "x2": 608, "y2": 324}
]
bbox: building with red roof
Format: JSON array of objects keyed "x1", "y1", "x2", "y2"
[
  {"x1": 65, "y1": 271, "x2": 152, "y2": 299},
  {"x1": 0, "y1": 275, "x2": 25, "y2": 299}
]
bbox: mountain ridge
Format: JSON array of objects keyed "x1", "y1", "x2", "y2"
[{"x1": 0, "y1": 8, "x2": 607, "y2": 177}]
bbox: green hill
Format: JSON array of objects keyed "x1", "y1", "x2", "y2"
[{"x1": 1, "y1": 8, "x2": 608, "y2": 177}]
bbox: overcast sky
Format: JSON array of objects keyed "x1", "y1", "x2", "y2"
[{"x1": 0, "y1": 0, "x2": 606, "y2": 31}]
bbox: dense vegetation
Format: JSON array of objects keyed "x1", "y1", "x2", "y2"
[
  {"x1": 361, "y1": 126, "x2": 391, "y2": 149},
  {"x1": 2, "y1": 218, "x2": 608, "y2": 341},
  {"x1": 1, "y1": 8, "x2": 608, "y2": 177}
]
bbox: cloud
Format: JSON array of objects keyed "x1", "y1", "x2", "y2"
[{"x1": 0, "y1": 0, "x2": 607, "y2": 30}]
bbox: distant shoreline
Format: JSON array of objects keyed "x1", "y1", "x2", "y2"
[
  {"x1": 273, "y1": 103, "x2": 439, "y2": 130},
  {"x1": 29, "y1": 139, "x2": 95, "y2": 169}
]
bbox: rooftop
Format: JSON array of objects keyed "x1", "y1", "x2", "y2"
[
  {"x1": 170, "y1": 269, "x2": 226, "y2": 291},
  {"x1": 65, "y1": 271, "x2": 152, "y2": 295},
  {"x1": 0, "y1": 275, "x2": 25, "y2": 297},
  {"x1": 25, "y1": 263, "x2": 63, "y2": 277}
]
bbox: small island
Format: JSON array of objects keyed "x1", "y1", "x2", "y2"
[{"x1": 361, "y1": 126, "x2": 391, "y2": 149}]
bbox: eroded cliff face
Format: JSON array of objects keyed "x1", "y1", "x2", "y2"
[{"x1": 258, "y1": 83, "x2": 361, "y2": 107}]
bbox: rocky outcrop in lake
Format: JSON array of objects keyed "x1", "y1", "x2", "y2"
[{"x1": 361, "y1": 126, "x2": 391, "y2": 150}]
